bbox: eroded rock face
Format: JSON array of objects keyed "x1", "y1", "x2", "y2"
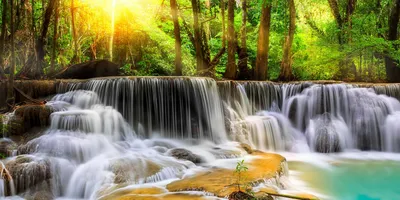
[
  {"x1": 5, "y1": 155, "x2": 52, "y2": 195},
  {"x1": 7, "y1": 105, "x2": 52, "y2": 136},
  {"x1": 56, "y1": 60, "x2": 120, "y2": 79},
  {"x1": 167, "y1": 148, "x2": 203, "y2": 164},
  {"x1": 166, "y1": 152, "x2": 286, "y2": 198},
  {"x1": 110, "y1": 158, "x2": 162, "y2": 184},
  {"x1": 0, "y1": 138, "x2": 17, "y2": 157}
]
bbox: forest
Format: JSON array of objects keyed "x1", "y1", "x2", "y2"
[{"x1": 0, "y1": 0, "x2": 399, "y2": 83}]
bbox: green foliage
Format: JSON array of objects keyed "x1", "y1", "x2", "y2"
[
  {"x1": 2, "y1": 0, "x2": 399, "y2": 81},
  {"x1": 234, "y1": 159, "x2": 249, "y2": 192}
]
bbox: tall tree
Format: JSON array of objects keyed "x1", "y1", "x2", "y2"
[
  {"x1": 71, "y1": 0, "x2": 80, "y2": 63},
  {"x1": 224, "y1": 0, "x2": 236, "y2": 79},
  {"x1": 255, "y1": 2, "x2": 272, "y2": 80},
  {"x1": 221, "y1": 0, "x2": 226, "y2": 49},
  {"x1": 33, "y1": 0, "x2": 56, "y2": 78},
  {"x1": 278, "y1": 0, "x2": 296, "y2": 81},
  {"x1": 385, "y1": 0, "x2": 400, "y2": 82},
  {"x1": 50, "y1": 0, "x2": 60, "y2": 74},
  {"x1": 327, "y1": 0, "x2": 358, "y2": 79},
  {"x1": 7, "y1": 0, "x2": 15, "y2": 108},
  {"x1": 0, "y1": 0, "x2": 7, "y2": 79},
  {"x1": 187, "y1": 0, "x2": 225, "y2": 76},
  {"x1": 170, "y1": 0, "x2": 183, "y2": 76},
  {"x1": 191, "y1": 0, "x2": 206, "y2": 74},
  {"x1": 237, "y1": 0, "x2": 250, "y2": 80}
]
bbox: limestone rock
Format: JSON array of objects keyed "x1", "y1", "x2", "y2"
[
  {"x1": 5, "y1": 155, "x2": 52, "y2": 194},
  {"x1": 7, "y1": 105, "x2": 52, "y2": 136},
  {"x1": 0, "y1": 138, "x2": 17, "y2": 157},
  {"x1": 167, "y1": 148, "x2": 203, "y2": 164}
]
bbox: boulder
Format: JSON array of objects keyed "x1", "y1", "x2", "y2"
[
  {"x1": 0, "y1": 138, "x2": 17, "y2": 157},
  {"x1": 313, "y1": 127, "x2": 341, "y2": 153},
  {"x1": 110, "y1": 158, "x2": 162, "y2": 184},
  {"x1": 6, "y1": 105, "x2": 52, "y2": 136},
  {"x1": 167, "y1": 148, "x2": 203, "y2": 164},
  {"x1": 56, "y1": 60, "x2": 120, "y2": 79},
  {"x1": 239, "y1": 143, "x2": 253, "y2": 154},
  {"x1": 5, "y1": 155, "x2": 52, "y2": 194}
]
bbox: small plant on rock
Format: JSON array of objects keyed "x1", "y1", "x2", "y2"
[{"x1": 235, "y1": 159, "x2": 248, "y2": 192}]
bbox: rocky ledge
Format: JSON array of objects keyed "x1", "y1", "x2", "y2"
[{"x1": 99, "y1": 150, "x2": 319, "y2": 200}]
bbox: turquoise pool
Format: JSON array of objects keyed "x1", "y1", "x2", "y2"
[{"x1": 286, "y1": 153, "x2": 400, "y2": 200}]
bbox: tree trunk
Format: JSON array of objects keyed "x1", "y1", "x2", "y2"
[
  {"x1": 170, "y1": 0, "x2": 182, "y2": 76},
  {"x1": 0, "y1": 0, "x2": 7, "y2": 79},
  {"x1": 255, "y1": 3, "x2": 272, "y2": 80},
  {"x1": 71, "y1": 0, "x2": 80, "y2": 63},
  {"x1": 221, "y1": 0, "x2": 226, "y2": 48},
  {"x1": 327, "y1": 0, "x2": 344, "y2": 45},
  {"x1": 279, "y1": 0, "x2": 296, "y2": 81},
  {"x1": 50, "y1": 0, "x2": 59, "y2": 74},
  {"x1": 385, "y1": 0, "x2": 400, "y2": 82},
  {"x1": 238, "y1": 0, "x2": 250, "y2": 80},
  {"x1": 191, "y1": 0, "x2": 207, "y2": 75},
  {"x1": 35, "y1": 0, "x2": 56, "y2": 78},
  {"x1": 224, "y1": 0, "x2": 236, "y2": 79},
  {"x1": 7, "y1": 0, "x2": 15, "y2": 107}
]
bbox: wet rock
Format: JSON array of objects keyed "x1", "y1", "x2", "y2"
[
  {"x1": 56, "y1": 60, "x2": 120, "y2": 79},
  {"x1": 314, "y1": 127, "x2": 341, "y2": 153},
  {"x1": 7, "y1": 105, "x2": 52, "y2": 136},
  {"x1": 228, "y1": 191, "x2": 255, "y2": 200},
  {"x1": 25, "y1": 181, "x2": 54, "y2": 200},
  {"x1": 0, "y1": 138, "x2": 17, "y2": 157},
  {"x1": 167, "y1": 148, "x2": 203, "y2": 164},
  {"x1": 240, "y1": 143, "x2": 253, "y2": 154},
  {"x1": 167, "y1": 152, "x2": 285, "y2": 198},
  {"x1": 153, "y1": 146, "x2": 168, "y2": 153},
  {"x1": 110, "y1": 158, "x2": 162, "y2": 184},
  {"x1": 5, "y1": 155, "x2": 52, "y2": 194}
]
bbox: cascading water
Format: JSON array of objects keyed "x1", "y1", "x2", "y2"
[
  {"x1": 2, "y1": 77, "x2": 400, "y2": 199},
  {"x1": 58, "y1": 78, "x2": 227, "y2": 142}
]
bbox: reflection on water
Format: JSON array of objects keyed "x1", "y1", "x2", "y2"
[{"x1": 285, "y1": 152, "x2": 400, "y2": 200}]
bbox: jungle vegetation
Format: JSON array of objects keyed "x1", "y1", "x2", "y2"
[{"x1": 0, "y1": 0, "x2": 399, "y2": 83}]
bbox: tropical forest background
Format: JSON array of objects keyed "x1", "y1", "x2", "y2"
[{"x1": 0, "y1": 0, "x2": 399, "y2": 82}]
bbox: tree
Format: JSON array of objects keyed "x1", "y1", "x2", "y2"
[
  {"x1": 0, "y1": 0, "x2": 6, "y2": 79},
  {"x1": 237, "y1": 0, "x2": 250, "y2": 80},
  {"x1": 224, "y1": 0, "x2": 236, "y2": 79},
  {"x1": 327, "y1": 0, "x2": 358, "y2": 79},
  {"x1": 186, "y1": 0, "x2": 225, "y2": 76},
  {"x1": 255, "y1": 2, "x2": 272, "y2": 80},
  {"x1": 71, "y1": 0, "x2": 80, "y2": 63},
  {"x1": 191, "y1": 0, "x2": 207, "y2": 74},
  {"x1": 278, "y1": 0, "x2": 296, "y2": 81},
  {"x1": 50, "y1": 0, "x2": 60, "y2": 74},
  {"x1": 35, "y1": 0, "x2": 57, "y2": 78},
  {"x1": 385, "y1": 0, "x2": 400, "y2": 82},
  {"x1": 170, "y1": 0, "x2": 183, "y2": 76},
  {"x1": 7, "y1": 0, "x2": 15, "y2": 108}
]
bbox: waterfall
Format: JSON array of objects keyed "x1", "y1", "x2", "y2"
[
  {"x1": 57, "y1": 77, "x2": 227, "y2": 142},
  {"x1": 3, "y1": 77, "x2": 400, "y2": 199},
  {"x1": 219, "y1": 81, "x2": 400, "y2": 152}
]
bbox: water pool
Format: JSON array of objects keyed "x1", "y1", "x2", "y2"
[{"x1": 286, "y1": 152, "x2": 400, "y2": 200}]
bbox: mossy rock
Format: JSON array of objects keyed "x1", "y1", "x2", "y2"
[
  {"x1": 0, "y1": 138, "x2": 17, "y2": 158},
  {"x1": 110, "y1": 159, "x2": 162, "y2": 184},
  {"x1": 5, "y1": 155, "x2": 52, "y2": 194},
  {"x1": 7, "y1": 105, "x2": 52, "y2": 136}
]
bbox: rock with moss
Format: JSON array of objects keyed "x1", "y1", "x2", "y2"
[
  {"x1": 7, "y1": 105, "x2": 53, "y2": 136},
  {"x1": 167, "y1": 148, "x2": 204, "y2": 164},
  {"x1": 5, "y1": 155, "x2": 52, "y2": 194},
  {"x1": 0, "y1": 138, "x2": 17, "y2": 158}
]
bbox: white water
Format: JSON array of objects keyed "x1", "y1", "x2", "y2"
[{"x1": 2, "y1": 78, "x2": 400, "y2": 199}]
